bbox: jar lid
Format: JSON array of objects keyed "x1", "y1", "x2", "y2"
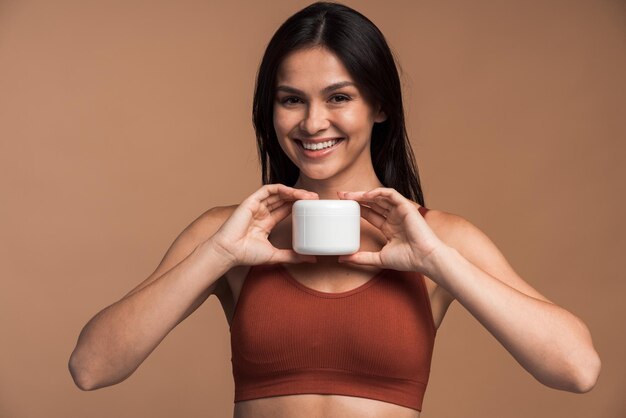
[{"x1": 293, "y1": 199, "x2": 360, "y2": 216}]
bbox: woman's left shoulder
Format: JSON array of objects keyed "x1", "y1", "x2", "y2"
[
  {"x1": 415, "y1": 204, "x2": 554, "y2": 304},
  {"x1": 412, "y1": 203, "x2": 504, "y2": 266},
  {"x1": 412, "y1": 204, "x2": 469, "y2": 246}
]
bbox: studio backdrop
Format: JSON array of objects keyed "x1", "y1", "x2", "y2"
[{"x1": 0, "y1": 1, "x2": 624, "y2": 417}]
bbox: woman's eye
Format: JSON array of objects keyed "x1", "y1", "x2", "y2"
[
  {"x1": 330, "y1": 95, "x2": 350, "y2": 103},
  {"x1": 281, "y1": 96, "x2": 302, "y2": 105}
]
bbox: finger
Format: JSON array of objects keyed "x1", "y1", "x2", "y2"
[
  {"x1": 339, "y1": 190, "x2": 393, "y2": 211},
  {"x1": 337, "y1": 190, "x2": 356, "y2": 200},
  {"x1": 338, "y1": 190, "x2": 366, "y2": 201},
  {"x1": 261, "y1": 194, "x2": 283, "y2": 209},
  {"x1": 371, "y1": 196, "x2": 393, "y2": 211},
  {"x1": 261, "y1": 188, "x2": 317, "y2": 209},
  {"x1": 269, "y1": 249, "x2": 317, "y2": 264},
  {"x1": 265, "y1": 201, "x2": 293, "y2": 229},
  {"x1": 248, "y1": 183, "x2": 282, "y2": 203},
  {"x1": 337, "y1": 251, "x2": 382, "y2": 267},
  {"x1": 360, "y1": 205, "x2": 386, "y2": 230},
  {"x1": 364, "y1": 188, "x2": 407, "y2": 208},
  {"x1": 266, "y1": 197, "x2": 292, "y2": 212},
  {"x1": 251, "y1": 184, "x2": 317, "y2": 205},
  {"x1": 271, "y1": 184, "x2": 318, "y2": 202},
  {"x1": 361, "y1": 201, "x2": 389, "y2": 218}
]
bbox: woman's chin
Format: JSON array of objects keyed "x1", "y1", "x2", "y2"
[{"x1": 297, "y1": 168, "x2": 338, "y2": 182}]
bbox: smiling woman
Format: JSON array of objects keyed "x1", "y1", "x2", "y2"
[
  {"x1": 68, "y1": 2, "x2": 601, "y2": 417},
  {"x1": 252, "y1": 2, "x2": 423, "y2": 205}
]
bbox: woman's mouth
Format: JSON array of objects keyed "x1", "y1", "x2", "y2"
[{"x1": 295, "y1": 138, "x2": 344, "y2": 159}]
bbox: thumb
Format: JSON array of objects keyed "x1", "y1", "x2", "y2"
[
  {"x1": 338, "y1": 251, "x2": 382, "y2": 267},
  {"x1": 271, "y1": 249, "x2": 317, "y2": 264}
]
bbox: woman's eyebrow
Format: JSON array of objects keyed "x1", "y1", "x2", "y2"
[{"x1": 276, "y1": 81, "x2": 356, "y2": 95}]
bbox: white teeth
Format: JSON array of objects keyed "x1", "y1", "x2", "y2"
[{"x1": 301, "y1": 139, "x2": 340, "y2": 151}]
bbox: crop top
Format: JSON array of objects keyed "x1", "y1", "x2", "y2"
[{"x1": 229, "y1": 262, "x2": 437, "y2": 412}]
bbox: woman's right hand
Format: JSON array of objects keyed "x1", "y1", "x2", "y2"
[{"x1": 209, "y1": 183, "x2": 319, "y2": 266}]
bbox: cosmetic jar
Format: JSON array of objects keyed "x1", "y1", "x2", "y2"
[{"x1": 292, "y1": 199, "x2": 360, "y2": 255}]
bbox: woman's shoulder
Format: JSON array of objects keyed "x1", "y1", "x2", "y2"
[
  {"x1": 165, "y1": 204, "x2": 240, "y2": 257},
  {"x1": 418, "y1": 204, "x2": 554, "y2": 304},
  {"x1": 201, "y1": 204, "x2": 238, "y2": 219},
  {"x1": 414, "y1": 204, "x2": 477, "y2": 250},
  {"x1": 191, "y1": 204, "x2": 239, "y2": 234}
]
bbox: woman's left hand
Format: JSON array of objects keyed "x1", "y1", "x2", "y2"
[{"x1": 337, "y1": 188, "x2": 447, "y2": 274}]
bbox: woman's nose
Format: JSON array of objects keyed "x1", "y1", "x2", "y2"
[{"x1": 299, "y1": 102, "x2": 330, "y2": 135}]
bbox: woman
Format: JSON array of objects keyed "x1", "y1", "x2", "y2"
[{"x1": 69, "y1": 2, "x2": 601, "y2": 417}]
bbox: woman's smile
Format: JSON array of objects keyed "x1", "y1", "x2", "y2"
[{"x1": 295, "y1": 137, "x2": 345, "y2": 159}]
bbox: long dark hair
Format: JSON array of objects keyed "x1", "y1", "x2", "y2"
[{"x1": 252, "y1": 1, "x2": 425, "y2": 206}]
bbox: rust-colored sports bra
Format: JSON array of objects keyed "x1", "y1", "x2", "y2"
[{"x1": 229, "y1": 262, "x2": 437, "y2": 412}]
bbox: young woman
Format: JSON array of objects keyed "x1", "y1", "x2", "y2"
[{"x1": 69, "y1": 2, "x2": 601, "y2": 417}]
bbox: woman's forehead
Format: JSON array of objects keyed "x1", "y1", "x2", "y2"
[{"x1": 275, "y1": 47, "x2": 354, "y2": 87}]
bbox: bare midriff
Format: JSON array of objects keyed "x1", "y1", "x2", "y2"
[{"x1": 233, "y1": 394, "x2": 420, "y2": 418}]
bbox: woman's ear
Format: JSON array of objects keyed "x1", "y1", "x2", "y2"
[{"x1": 374, "y1": 106, "x2": 387, "y2": 123}]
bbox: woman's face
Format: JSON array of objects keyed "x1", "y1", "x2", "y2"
[{"x1": 273, "y1": 46, "x2": 386, "y2": 182}]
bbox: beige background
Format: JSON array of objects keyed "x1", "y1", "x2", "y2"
[{"x1": 1, "y1": 1, "x2": 624, "y2": 417}]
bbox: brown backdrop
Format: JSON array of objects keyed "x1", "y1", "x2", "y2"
[{"x1": 1, "y1": 1, "x2": 624, "y2": 417}]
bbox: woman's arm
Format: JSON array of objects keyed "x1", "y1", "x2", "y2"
[
  {"x1": 69, "y1": 184, "x2": 318, "y2": 391},
  {"x1": 338, "y1": 188, "x2": 601, "y2": 394},
  {"x1": 68, "y1": 207, "x2": 235, "y2": 391},
  {"x1": 422, "y1": 213, "x2": 601, "y2": 393}
]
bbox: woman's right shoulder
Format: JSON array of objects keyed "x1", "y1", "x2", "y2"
[
  {"x1": 189, "y1": 204, "x2": 239, "y2": 240},
  {"x1": 121, "y1": 204, "x2": 240, "y2": 299},
  {"x1": 197, "y1": 204, "x2": 239, "y2": 224}
]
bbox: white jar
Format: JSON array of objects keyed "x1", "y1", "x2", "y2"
[{"x1": 292, "y1": 199, "x2": 360, "y2": 255}]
